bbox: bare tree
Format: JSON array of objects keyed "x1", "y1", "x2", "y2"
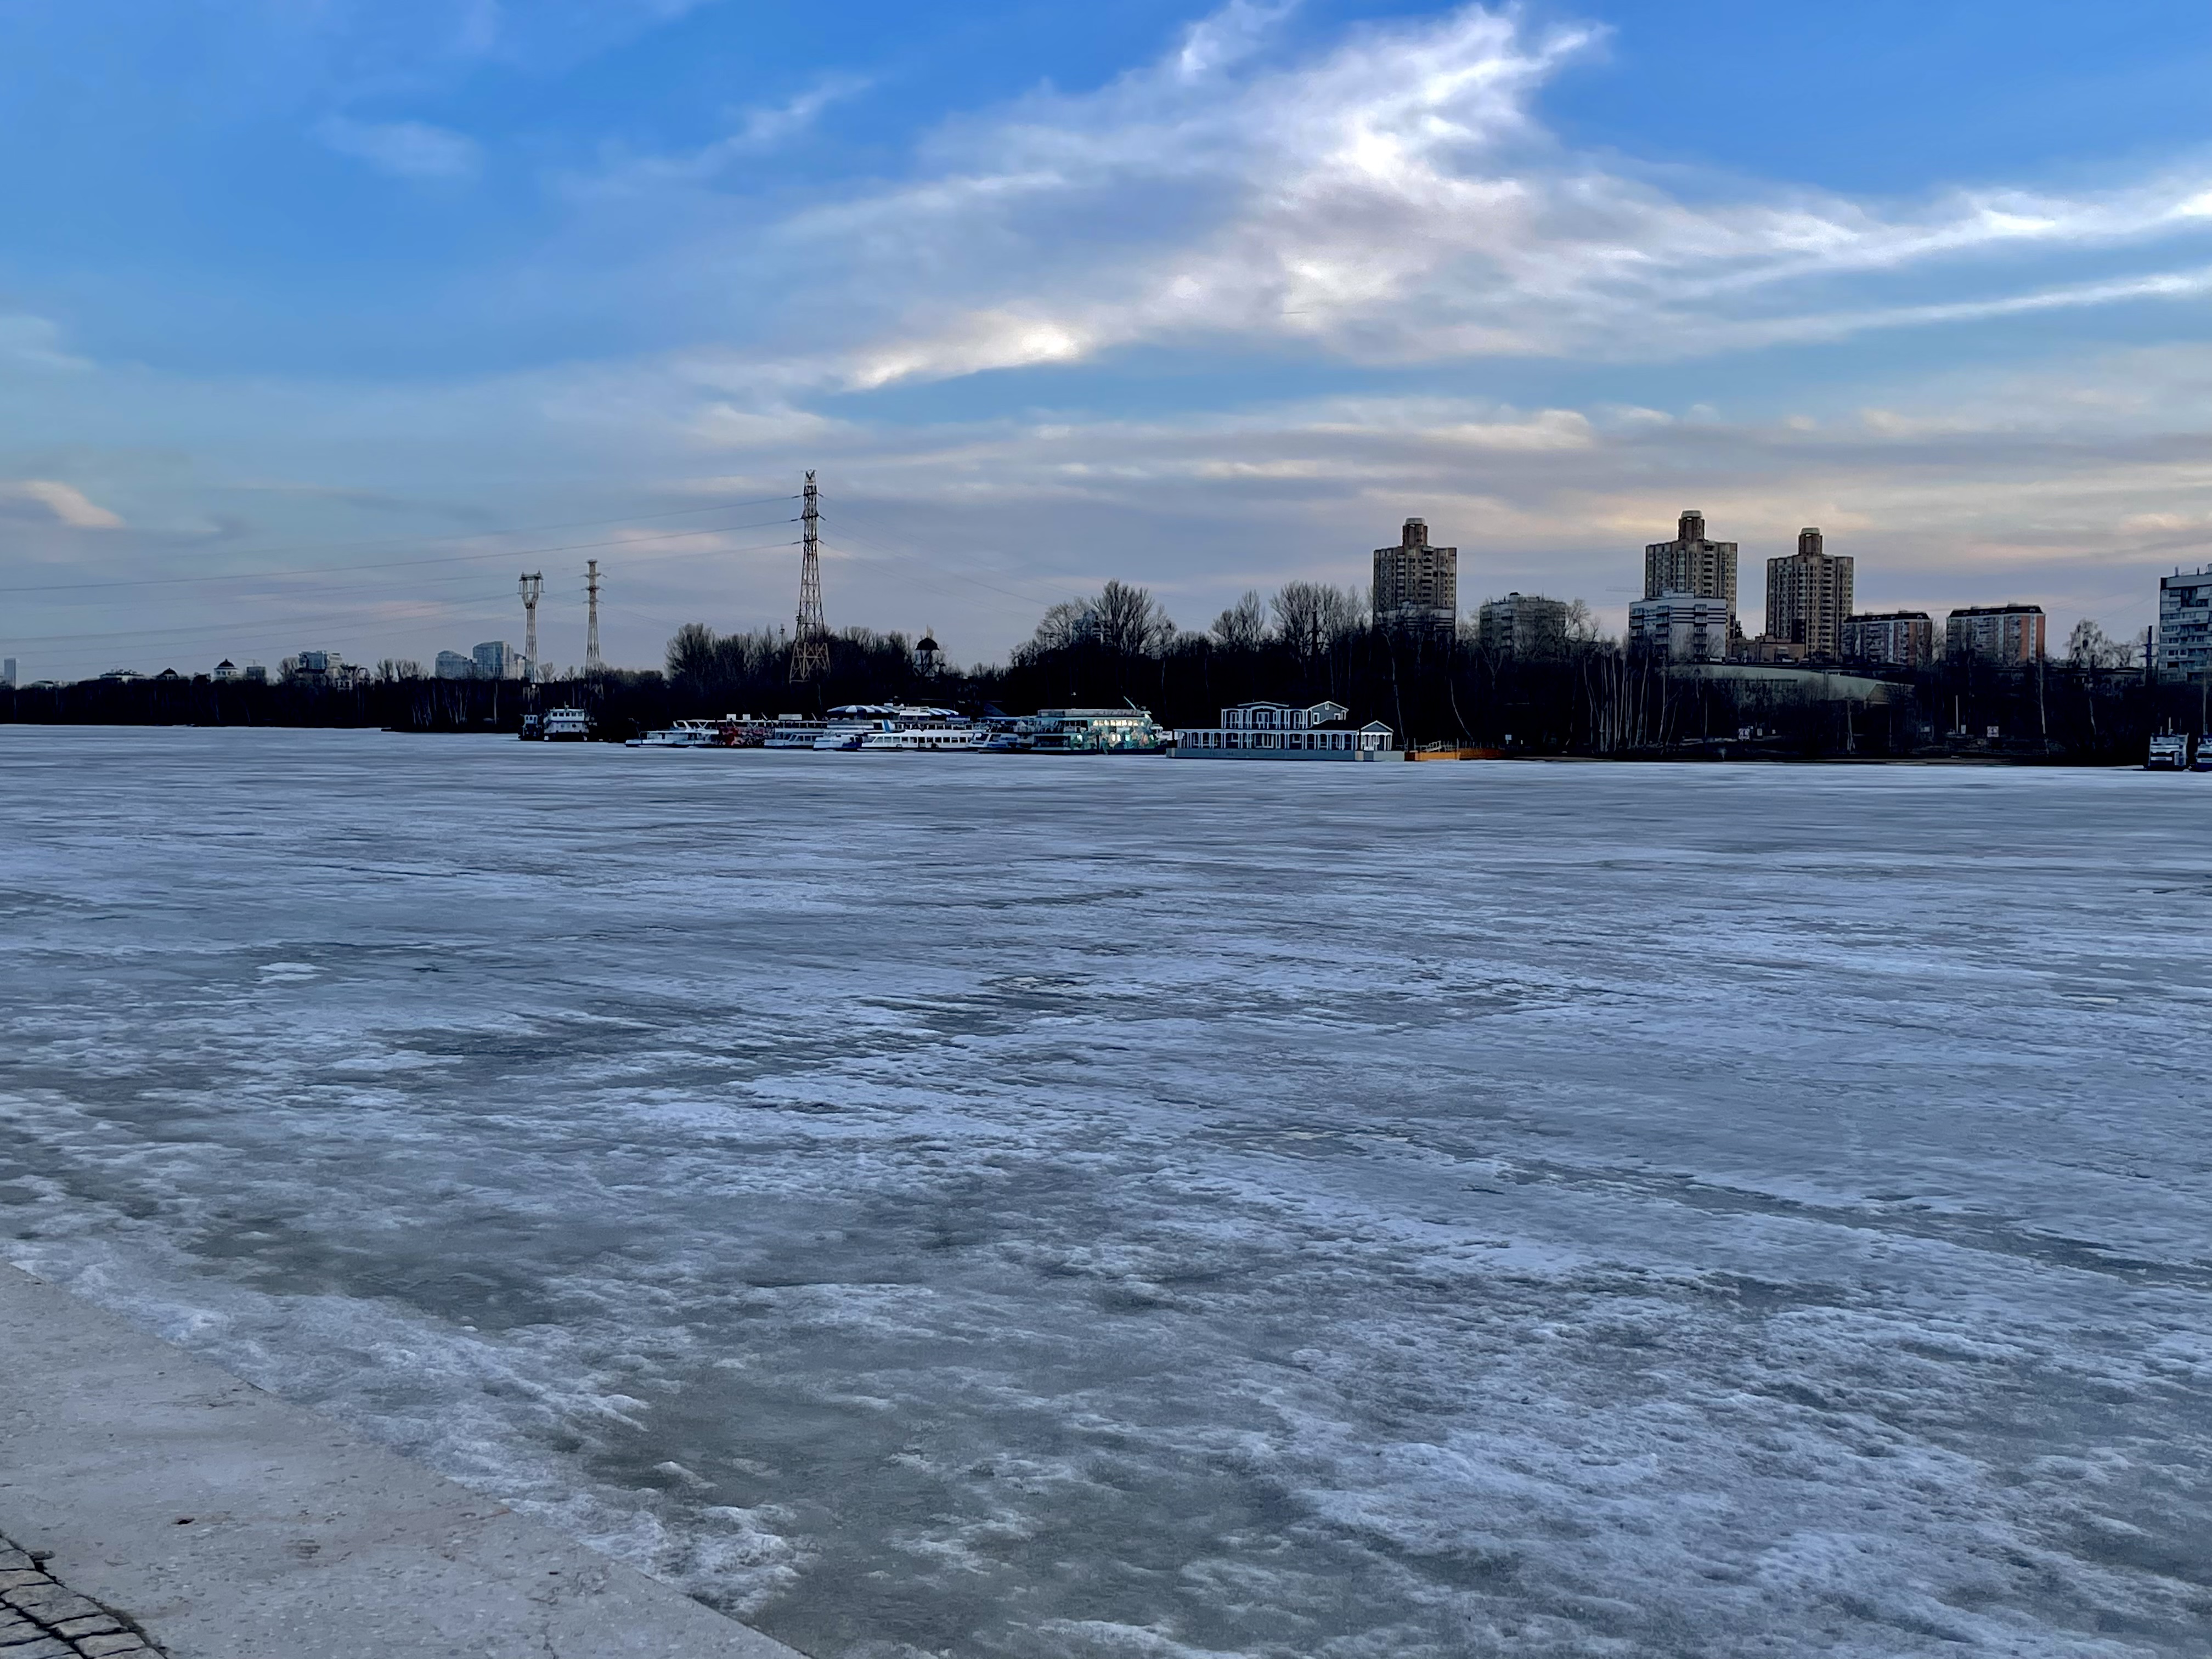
[
  {"x1": 1272, "y1": 582, "x2": 1363, "y2": 661},
  {"x1": 1211, "y1": 590, "x2": 1268, "y2": 651},
  {"x1": 1564, "y1": 598, "x2": 1600, "y2": 644},
  {"x1": 1026, "y1": 600, "x2": 1092, "y2": 655},
  {"x1": 1090, "y1": 579, "x2": 1176, "y2": 656},
  {"x1": 2067, "y1": 618, "x2": 2132, "y2": 671},
  {"x1": 666, "y1": 622, "x2": 718, "y2": 689}
]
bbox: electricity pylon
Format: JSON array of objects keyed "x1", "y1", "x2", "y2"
[
  {"x1": 519, "y1": 572, "x2": 544, "y2": 682},
  {"x1": 788, "y1": 471, "x2": 830, "y2": 682},
  {"x1": 584, "y1": 560, "x2": 603, "y2": 674}
]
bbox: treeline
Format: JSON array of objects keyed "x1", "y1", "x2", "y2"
[
  {"x1": 0, "y1": 672, "x2": 672, "y2": 735},
  {"x1": 8, "y1": 577, "x2": 2207, "y2": 762},
  {"x1": 652, "y1": 581, "x2": 2204, "y2": 763}
]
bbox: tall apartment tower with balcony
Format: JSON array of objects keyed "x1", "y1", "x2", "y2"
[
  {"x1": 1945, "y1": 605, "x2": 2046, "y2": 663},
  {"x1": 1373, "y1": 517, "x2": 1458, "y2": 638},
  {"x1": 2156, "y1": 566, "x2": 2212, "y2": 674},
  {"x1": 1764, "y1": 527, "x2": 1855, "y2": 658},
  {"x1": 1644, "y1": 510, "x2": 1739, "y2": 618},
  {"x1": 1841, "y1": 611, "x2": 1934, "y2": 667},
  {"x1": 1476, "y1": 592, "x2": 1570, "y2": 657}
]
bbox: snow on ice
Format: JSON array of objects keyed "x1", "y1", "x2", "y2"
[{"x1": 2, "y1": 727, "x2": 2208, "y2": 1657}]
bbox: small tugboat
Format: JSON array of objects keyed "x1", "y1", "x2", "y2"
[
  {"x1": 543, "y1": 707, "x2": 594, "y2": 741},
  {"x1": 2147, "y1": 732, "x2": 2188, "y2": 770}
]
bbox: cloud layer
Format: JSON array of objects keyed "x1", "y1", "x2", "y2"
[
  {"x1": 640, "y1": 2, "x2": 2212, "y2": 390},
  {"x1": 317, "y1": 115, "x2": 482, "y2": 179},
  {"x1": 5, "y1": 2, "x2": 2212, "y2": 678}
]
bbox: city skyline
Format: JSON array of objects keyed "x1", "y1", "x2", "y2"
[{"x1": 4, "y1": 1, "x2": 2211, "y2": 678}]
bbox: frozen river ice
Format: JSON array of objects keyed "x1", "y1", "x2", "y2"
[{"x1": 3, "y1": 726, "x2": 2210, "y2": 1658}]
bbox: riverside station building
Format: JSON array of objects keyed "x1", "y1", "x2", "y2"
[{"x1": 1174, "y1": 700, "x2": 1400, "y2": 760}]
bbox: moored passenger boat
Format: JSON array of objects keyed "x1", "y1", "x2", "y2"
[
  {"x1": 625, "y1": 719, "x2": 720, "y2": 748},
  {"x1": 857, "y1": 705, "x2": 986, "y2": 751},
  {"x1": 763, "y1": 715, "x2": 829, "y2": 749}
]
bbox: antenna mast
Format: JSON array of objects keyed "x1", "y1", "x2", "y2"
[
  {"x1": 519, "y1": 571, "x2": 544, "y2": 682},
  {"x1": 789, "y1": 470, "x2": 830, "y2": 681},
  {"x1": 584, "y1": 560, "x2": 603, "y2": 674}
]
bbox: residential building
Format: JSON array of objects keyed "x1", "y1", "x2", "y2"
[
  {"x1": 1736, "y1": 636, "x2": 1807, "y2": 665},
  {"x1": 471, "y1": 640, "x2": 518, "y2": 680},
  {"x1": 241, "y1": 664, "x2": 269, "y2": 684},
  {"x1": 1945, "y1": 605, "x2": 2045, "y2": 664},
  {"x1": 1842, "y1": 611, "x2": 1934, "y2": 668},
  {"x1": 1028, "y1": 708, "x2": 1170, "y2": 753},
  {"x1": 1173, "y1": 700, "x2": 1399, "y2": 761},
  {"x1": 1628, "y1": 592, "x2": 1732, "y2": 662},
  {"x1": 1, "y1": 658, "x2": 14, "y2": 689},
  {"x1": 1476, "y1": 592, "x2": 1569, "y2": 657},
  {"x1": 2155, "y1": 566, "x2": 2212, "y2": 674},
  {"x1": 1644, "y1": 510, "x2": 1738, "y2": 619},
  {"x1": 1373, "y1": 517, "x2": 1458, "y2": 637},
  {"x1": 1764, "y1": 527, "x2": 1854, "y2": 657},
  {"x1": 435, "y1": 650, "x2": 475, "y2": 679}
]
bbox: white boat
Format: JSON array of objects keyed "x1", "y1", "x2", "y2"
[
  {"x1": 812, "y1": 717, "x2": 892, "y2": 750},
  {"x1": 857, "y1": 704, "x2": 987, "y2": 751},
  {"x1": 625, "y1": 719, "x2": 720, "y2": 749},
  {"x1": 543, "y1": 708, "x2": 594, "y2": 741},
  {"x1": 859, "y1": 726, "x2": 986, "y2": 752},
  {"x1": 763, "y1": 716, "x2": 828, "y2": 749}
]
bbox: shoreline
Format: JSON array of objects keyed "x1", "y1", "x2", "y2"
[{"x1": 0, "y1": 1263, "x2": 805, "y2": 1659}]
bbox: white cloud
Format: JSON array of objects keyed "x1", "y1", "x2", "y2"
[
  {"x1": 0, "y1": 480, "x2": 125, "y2": 527},
  {"x1": 651, "y1": 2, "x2": 2212, "y2": 388},
  {"x1": 567, "y1": 74, "x2": 872, "y2": 201},
  {"x1": 317, "y1": 115, "x2": 482, "y2": 180},
  {"x1": 735, "y1": 75, "x2": 871, "y2": 149},
  {"x1": 0, "y1": 314, "x2": 89, "y2": 374}
]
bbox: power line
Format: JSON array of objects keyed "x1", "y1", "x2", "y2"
[
  {"x1": 812, "y1": 518, "x2": 1063, "y2": 614},
  {"x1": 3, "y1": 538, "x2": 804, "y2": 645},
  {"x1": 0, "y1": 500, "x2": 799, "y2": 595}
]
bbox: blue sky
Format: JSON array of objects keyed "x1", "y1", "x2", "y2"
[{"x1": 3, "y1": 0, "x2": 2210, "y2": 676}]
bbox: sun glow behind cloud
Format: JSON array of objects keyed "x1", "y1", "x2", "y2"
[{"x1": 661, "y1": 3, "x2": 2212, "y2": 391}]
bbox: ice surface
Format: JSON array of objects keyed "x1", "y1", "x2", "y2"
[{"x1": 3, "y1": 727, "x2": 2209, "y2": 1657}]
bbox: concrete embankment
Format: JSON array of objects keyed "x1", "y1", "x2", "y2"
[{"x1": 0, "y1": 1263, "x2": 806, "y2": 1659}]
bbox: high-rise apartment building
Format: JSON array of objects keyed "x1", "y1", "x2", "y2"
[
  {"x1": 1945, "y1": 605, "x2": 2045, "y2": 664},
  {"x1": 1476, "y1": 592, "x2": 1569, "y2": 657},
  {"x1": 1, "y1": 657, "x2": 14, "y2": 689},
  {"x1": 1644, "y1": 510, "x2": 1738, "y2": 617},
  {"x1": 1764, "y1": 528, "x2": 1854, "y2": 657},
  {"x1": 2156, "y1": 566, "x2": 2212, "y2": 674},
  {"x1": 1628, "y1": 592, "x2": 1732, "y2": 662},
  {"x1": 1841, "y1": 611, "x2": 1933, "y2": 667},
  {"x1": 1373, "y1": 517, "x2": 1458, "y2": 637},
  {"x1": 471, "y1": 640, "x2": 519, "y2": 680}
]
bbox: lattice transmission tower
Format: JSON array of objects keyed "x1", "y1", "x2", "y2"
[
  {"x1": 788, "y1": 470, "x2": 831, "y2": 682},
  {"x1": 518, "y1": 571, "x2": 544, "y2": 682},
  {"x1": 584, "y1": 560, "x2": 603, "y2": 674}
]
